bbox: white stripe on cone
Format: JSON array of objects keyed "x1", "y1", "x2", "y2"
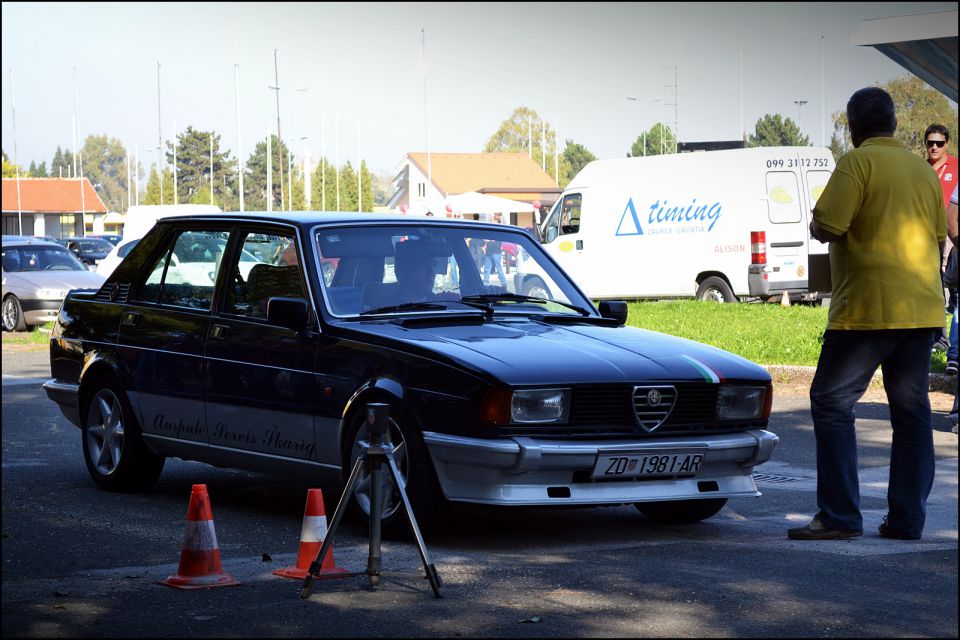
[
  {"x1": 299, "y1": 515, "x2": 328, "y2": 543},
  {"x1": 182, "y1": 520, "x2": 218, "y2": 551}
]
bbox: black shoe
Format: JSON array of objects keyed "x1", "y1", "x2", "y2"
[
  {"x1": 788, "y1": 514, "x2": 862, "y2": 540},
  {"x1": 878, "y1": 516, "x2": 921, "y2": 540},
  {"x1": 946, "y1": 360, "x2": 958, "y2": 376}
]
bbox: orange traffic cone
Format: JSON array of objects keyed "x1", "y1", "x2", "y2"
[
  {"x1": 160, "y1": 484, "x2": 242, "y2": 590},
  {"x1": 274, "y1": 488, "x2": 350, "y2": 580}
]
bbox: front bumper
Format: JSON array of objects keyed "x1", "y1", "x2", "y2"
[
  {"x1": 422, "y1": 429, "x2": 779, "y2": 506},
  {"x1": 21, "y1": 299, "x2": 62, "y2": 327}
]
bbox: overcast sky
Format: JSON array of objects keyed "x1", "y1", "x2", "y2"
[{"x1": 2, "y1": 2, "x2": 957, "y2": 182}]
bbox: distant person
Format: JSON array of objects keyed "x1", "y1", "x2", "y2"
[
  {"x1": 925, "y1": 124, "x2": 957, "y2": 209},
  {"x1": 482, "y1": 213, "x2": 507, "y2": 286},
  {"x1": 945, "y1": 186, "x2": 958, "y2": 432},
  {"x1": 788, "y1": 87, "x2": 946, "y2": 542},
  {"x1": 925, "y1": 124, "x2": 957, "y2": 350}
]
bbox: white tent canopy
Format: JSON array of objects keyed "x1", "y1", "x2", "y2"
[{"x1": 445, "y1": 191, "x2": 535, "y2": 216}]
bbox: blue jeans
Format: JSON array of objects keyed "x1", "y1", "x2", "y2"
[
  {"x1": 482, "y1": 252, "x2": 506, "y2": 286},
  {"x1": 809, "y1": 328, "x2": 937, "y2": 536},
  {"x1": 948, "y1": 307, "x2": 958, "y2": 362}
]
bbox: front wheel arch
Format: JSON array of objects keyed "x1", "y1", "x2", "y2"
[{"x1": 340, "y1": 395, "x2": 445, "y2": 537}]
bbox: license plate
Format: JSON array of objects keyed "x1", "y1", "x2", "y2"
[{"x1": 591, "y1": 449, "x2": 706, "y2": 480}]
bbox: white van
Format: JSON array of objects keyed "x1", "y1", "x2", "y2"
[
  {"x1": 534, "y1": 147, "x2": 834, "y2": 302},
  {"x1": 98, "y1": 204, "x2": 221, "y2": 278}
]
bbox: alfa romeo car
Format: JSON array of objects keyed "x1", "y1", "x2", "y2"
[{"x1": 44, "y1": 212, "x2": 778, "y2": 533}]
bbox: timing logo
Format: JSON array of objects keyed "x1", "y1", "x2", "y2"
[{"x1": 616, "y1": 197, "x2": 724, "y2": 236}]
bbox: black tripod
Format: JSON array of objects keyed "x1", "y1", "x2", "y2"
[{"x1": 300, "y1": 403, "x2": 442, "y2": 599}]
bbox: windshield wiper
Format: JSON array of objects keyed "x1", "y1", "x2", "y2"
[
  {"x1": 459, "y1": 293, "x2": 592, "y2": 317},
  {"x1": 359, "y1": 301, "x2": 450, "y2": 316}
]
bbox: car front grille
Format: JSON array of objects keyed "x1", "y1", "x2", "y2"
[{"x1": 498, "y1": 383, "x2": 763, "y2": 438}]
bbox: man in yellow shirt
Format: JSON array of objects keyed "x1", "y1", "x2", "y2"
[{"x1": 788, "y1": 87, "x2": 946, "y2": 541}]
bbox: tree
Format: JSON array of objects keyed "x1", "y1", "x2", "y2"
[
  {"x1": 560, "y1": 140, "x2": 596, "y2": 186},
  {"x1": 485, "y1": 106, "x2": 564, "y2": 184},
  {"x1": 167, "y1": 126, "x2": 236, "y2": 207},
  {"x1": 143, "y1": 167, "x2": 174, "y2": 206},
  {"x1": 80, "y1": 134, "x2": 129, "y2": 211},
  {"x1": 28, "y1": 160, "x2": 48, "y2": 177},
  {"x1": 51, "y1": 146, "x2": 75, "y2": 178},
  {"x1": 333, "y1": 160, "x2": 375, "y2": 212},
  {"x1": 747, "y1": 114, "x2": 810, "y2": 147},
  {"x1": 827, "y1": 75, "x2": 958, "y2": 161},
  {"x1": 243, "y1": 135, "x2": 291, "y2": 211},
  {"x1": 628, "y1": 123, "x2": 678, "y2": 158},
  {"x1": 310, "y1": 156, "x2": 339, "y2": 211}
]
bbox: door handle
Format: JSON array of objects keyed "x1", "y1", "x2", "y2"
[
  {"x1": 211, "y1": 324, "x2": 229, "y2": 340},
  {"x1": 121, "y1": 311, "x2": 141, "y2": 327}
]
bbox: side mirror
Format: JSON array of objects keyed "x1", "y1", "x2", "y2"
[
  {"x1": 267, "y1": 297, "x2": 309, "y2": 331},
  {"x1": 598, "y1": 300, "x2": 628, "y2": 326}
]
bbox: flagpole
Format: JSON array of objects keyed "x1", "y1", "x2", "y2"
[
  {"x1": 267, "y1": 122, "x2": 273, "y2": 212},
  {"x1": 421, "y1": 28, "x2": 431, "y2": 187},
  {"x1": 74, "y1": 67, "x2": 86, "y2": 236},
  {"x1": 10, "y1": 69, "x2": 23, "y2": 234}
]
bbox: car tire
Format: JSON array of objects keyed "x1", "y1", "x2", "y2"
[
  {"x1": 2, "y1": 295, "x2": 27, "y2": 332},
  {"x1": 520, "y1": 276, "x2": 552, "y2": 300},
  {"x1": 342, "y1": 402, "x2": 445, "y2": 538},
  {"x1": 696, "y1": 276, "x2": 737, "y2": 303},
  {"x1": 81, "y1": 376, "x2": 165, "y2": 492},
  {"x1": 635, "y1": 498, "x2": 728, "y2": 524}
]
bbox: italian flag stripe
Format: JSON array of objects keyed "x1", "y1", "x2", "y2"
[{"x1": 681, "y1": 355, "x2": 721, "y2": 384}]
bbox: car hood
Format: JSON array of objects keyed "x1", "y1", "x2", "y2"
[
  {"x1": 344, "y1": 317, "x2": 769, "y2": 386},
  {"x1": 3, "y1": 269, "x2": 106, "y2": 293}
]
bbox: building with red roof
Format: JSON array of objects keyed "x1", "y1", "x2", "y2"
[{"x1": 2, "y1": 177, "x2": 107, "y2": 238}]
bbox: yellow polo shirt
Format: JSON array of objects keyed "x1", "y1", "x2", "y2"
[{"x1": 813, "y1": 137, "x2": 946, "y2": 330}]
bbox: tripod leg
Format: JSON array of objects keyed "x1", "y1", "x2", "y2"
[
  {"x1": 367, "y1": 455, "x2": 382, "y2": 589},
  {"x1": 385, "y1": 455, "x2": 443, "y2": 598},
  {"x1": 300, "y1": 454, "x2": 366, "y2": 599}
]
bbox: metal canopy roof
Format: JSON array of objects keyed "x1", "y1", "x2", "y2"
[{"x1": 852, "y1": 10, "x2": 958, "y2": 103}]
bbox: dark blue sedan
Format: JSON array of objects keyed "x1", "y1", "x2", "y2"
[{"x1": 44, "y1": 212, "x2": 778, "y2": 533}]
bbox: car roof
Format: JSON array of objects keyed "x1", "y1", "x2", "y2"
[
  {"x1": 154, "y1": 211, "x2": 528, "y2": 233},
  {"x1": 2, "y1": 237, "x2": 64, "y2": 247}
]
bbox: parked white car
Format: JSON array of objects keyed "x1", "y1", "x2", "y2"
[{"x1": 2, "y1": 237, "x2": 106, "y2": 331}]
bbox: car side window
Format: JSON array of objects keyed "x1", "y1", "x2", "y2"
[
  {"x1": 224, "y1": 231, "x2": 305, "y2": 320},
  {"x1": 136, "y1": 229, "x2": 229, "y2": 310}
]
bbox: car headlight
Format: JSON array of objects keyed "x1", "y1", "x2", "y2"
[
  {"x1": 718, "y1": 385, "x2": 768, "y2": 420},
  {"x1": 481, "y1": 387, "x2": 570, "y2": 425},
  {"x1": 37, "y1": 288, "x2": 67, "y2": 299}
]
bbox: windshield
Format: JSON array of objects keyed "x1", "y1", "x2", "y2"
[
  {"x1": 2, "y1": 246, "x2": 87, "y2": 272},
  {"x1": 75, "y1": 239, "x2": 114, "y2": 253},
  {"x1": 314, "y1": 223, "x2": 594, "y2": 318}
]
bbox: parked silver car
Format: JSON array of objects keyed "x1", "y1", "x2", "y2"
[{"x1": 1, "y1": 238, "x2": 106, "y2": 331}]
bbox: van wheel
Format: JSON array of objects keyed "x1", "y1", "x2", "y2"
[
  {"x1": 696, "y1": 277, "x2": 737, "y2": 303},
  {"x1": 635, "y1": 498, "x2": 727, "y2": 524},
  {"x1": 520, "y1": 277, "x2": 552, "y2": 300}
]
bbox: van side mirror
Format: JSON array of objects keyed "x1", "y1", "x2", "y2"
[
  {"x1": 267, "y1": 297, "x2": 309, "y2": 331},
  {"x1": 598, "y1": 300, "x2": 628, "y2": 326}
]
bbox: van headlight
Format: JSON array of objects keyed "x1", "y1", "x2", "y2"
[
  {"x1": 718, "y1": 385, "x2": 767, "y2": 420},
  {"x1": 482, "y1": 387, "x2": 570, "y2": 425}
]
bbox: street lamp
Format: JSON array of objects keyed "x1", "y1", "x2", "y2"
[
  {"x1": 794, "y1": 99, "x2": 808, "y2": 138},
  {"x1": 289, "y1": 86, "x2": 309, "y2": 211},
  {"x1": 626, "y1": 96, "x2": 661, "y2": 157}
]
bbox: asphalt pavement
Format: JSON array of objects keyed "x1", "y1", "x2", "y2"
[{"x1": 2, "y1": 346, "x2": 957, "y2": 638}]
